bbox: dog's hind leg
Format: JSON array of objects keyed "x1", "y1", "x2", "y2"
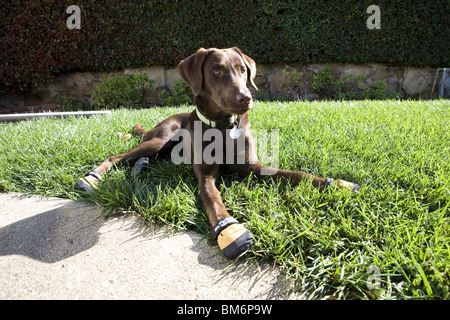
[
  {"x1": 233, "y1": 162, "x2": 360, "y2": 192},
  {"x1": 132, "y1": 124, "x2": 148, "y2": 136}
]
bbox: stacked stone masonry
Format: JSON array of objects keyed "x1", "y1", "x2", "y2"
[{"x1": 0, "y1": 63, "x2": 441, "y2": 112}]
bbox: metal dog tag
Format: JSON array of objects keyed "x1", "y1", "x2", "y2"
[{"x1": 229, "y1": 125, "x2": 241, "y2": 140}]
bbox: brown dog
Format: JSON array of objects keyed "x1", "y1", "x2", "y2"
[{"x1": 76, "y1": 47, "x2": 360, "y2": 259}]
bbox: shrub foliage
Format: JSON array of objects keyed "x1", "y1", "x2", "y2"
[
  {"x1": 158, "y1": 80, "x2": 194, "y2": 106},
  {"x1": 1, "y1": 1, "x2": 448, "y2": 95},
  {"x1": 91, "y1": 74, "x2": 155, "y2": 109}
]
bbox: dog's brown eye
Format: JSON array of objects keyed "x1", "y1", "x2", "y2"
[
  {"x1": 240, "y1": 67, "x2": 246, "y2": 74},
  {"x1": 213, "y1": 69, "x2": 221, "y2": 75}
]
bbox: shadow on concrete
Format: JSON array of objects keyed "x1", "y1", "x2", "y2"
[
  {"x1": 188, "y1": 230, "x2": 292, "y2": 299},
  {"x1": 0, "y1": 199, "x2": 103, "y2": 263}
]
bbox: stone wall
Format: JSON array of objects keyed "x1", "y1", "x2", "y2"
[
  {"x1": 0, "y1": 66, "x2": 183, "y2": 113},
  {"x1": 0, "y1": 63, "x2": 440, "y2": 112},
  {"x1": 252, "y1": 63, "x2": 437, "y2": 101}
]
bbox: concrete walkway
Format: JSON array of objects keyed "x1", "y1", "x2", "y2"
[{"x1": 0, "y1": 192, "x2": 292, "y2": 300}]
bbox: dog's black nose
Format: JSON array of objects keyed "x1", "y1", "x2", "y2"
[{"x1": 237, "y1": 92, "x2": 252, "y2": 104}]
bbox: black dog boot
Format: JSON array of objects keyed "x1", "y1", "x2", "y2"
[
  {"x1": 130, "y1": 157, "x2": 151, "y2": 176},
  {"x1": 326, "y1": 178, "x2": 360, "y2": 192},
  {"x1": 75, "y1": 171, "x2": 102, "y2": 192},
  {"x1": 212, "y1": 217, "x2": 253, "y2": 259}
]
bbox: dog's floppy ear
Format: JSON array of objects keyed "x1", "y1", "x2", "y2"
[
  {"x1": 178, "y1": 48, "x2": 209, "y2": 96},
  {"x1": 231, "y1": 47, "x2": 258, "y2": 91}
]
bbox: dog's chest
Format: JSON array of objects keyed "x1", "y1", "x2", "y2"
[{"x1": 193, "y1": 125, "x2": 249, "y2": 166}]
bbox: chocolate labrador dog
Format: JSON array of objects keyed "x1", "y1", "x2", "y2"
[{"x1": 76, "y1": 47, "x2": 360, "y2": 259}]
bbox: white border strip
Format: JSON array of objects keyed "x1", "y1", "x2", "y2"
[{"x1": 0, "y1": 111, "x2": 111, "y2": 121}]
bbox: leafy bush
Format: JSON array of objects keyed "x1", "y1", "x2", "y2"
[
  {"x1": 311, "y1": 67, "x2": 337, "y2": 98},
  {"x1": 55, "y1": 95, "x2": 95, "y2": 111},
  {"x1": 91, "y1": 74, "x2": 155, "y2": 109},
  {"x1": 360, "y1": 81, "x2": 388, "y2": 100},
  {"x1": 310, "y1": 67, "x2": 387, "y2": 100},
  {"x1": 386, "y1": 91, "x2": 403, "y2": 100},
  {"x1": 158, "y1": 80, "x2": 194, "y2": 106},
  {"x1": 282, "y1": 70, "x2": 314, "y2": 100},
  {"x1": 334, "y1": 74, "x2": 366, "y2": 100},
  {"x1": 1, "y1": 1, "x2": 447, "y2": 95}
]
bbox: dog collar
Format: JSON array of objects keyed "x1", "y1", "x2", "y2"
[{"x1": 196, "y1": 108, "x2": 237, "y2": 129}]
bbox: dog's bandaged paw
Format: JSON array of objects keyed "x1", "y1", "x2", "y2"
[
  {"x1": 130, "y1": 157, "x2": 151, "y2": 176},
  {"x1": 212, "y1": 217, "x2": 253, "y2": 259},
  {"x1": 326, "y1": 178, "x2": 360, "y2": 192},
  {"x1": 75, "y1": 171, "x2": 101, "y2": 192}
]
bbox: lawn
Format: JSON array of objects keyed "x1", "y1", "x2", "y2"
[{"x1": 0, "y1": 100, "x2": 449, "y2": 299}]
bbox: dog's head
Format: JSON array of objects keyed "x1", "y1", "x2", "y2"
[{"x1": 178, "y1": 47, "x2": 257, "y2": 116}]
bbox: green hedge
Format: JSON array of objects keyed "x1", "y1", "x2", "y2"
[{"x1": 1, "y1": 0, "x2": 449, "y2": 95}]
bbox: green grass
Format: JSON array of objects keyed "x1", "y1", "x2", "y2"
[{"x1": 1, "y1": 100, "x2": 449, "y2": 299}]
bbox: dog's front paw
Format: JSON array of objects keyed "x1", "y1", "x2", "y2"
[
  {"x1": 326, "y1": 178, "x2": 360, "y2": 192},
  {"x1": 212, "y1": 217, "x2": 253, "y2": 259},
  {"x1": 75, "y1": 171, "x2": 101, "y2": 192}
]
